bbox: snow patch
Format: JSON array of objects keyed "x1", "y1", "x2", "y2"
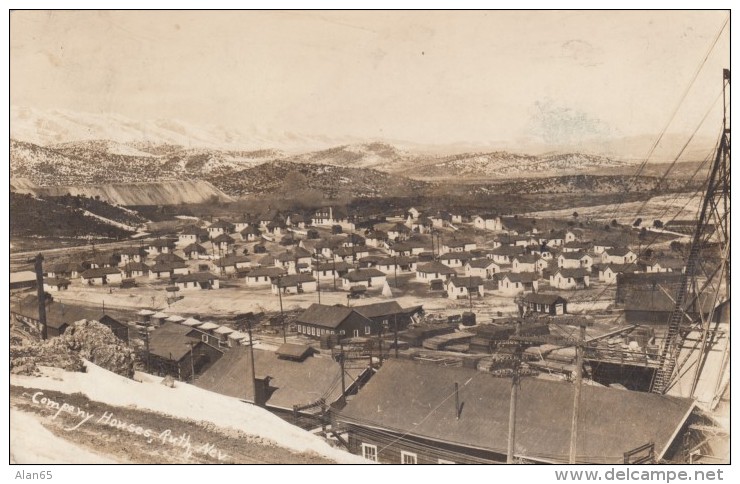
[{"x1": 10, "y1": 362, "x2": 368, "y2": 464}]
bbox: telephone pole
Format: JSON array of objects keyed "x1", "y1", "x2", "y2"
[
  {"x1": 245, "y1": 317, "x2": 257, "y2": 398},
  {"x1": 507, "y1": 322, "x2": 522, "y2": 464},
  {"x1": 569, "y1": 324, "x2": 586, "y2": 464},
  {"x1": 32, "y1": 253, "x2": 49, "y2": 340},
  {"x1": 276, "y1": 275, "x2": 286, "y2": 343},
  {"x1": 315, "y1": 254, "x2": 321, "y2": 304}
]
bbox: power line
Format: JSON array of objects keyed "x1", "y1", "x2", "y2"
[{"x1": 605, "y1": 15, "x2": 728, "y2": 221}]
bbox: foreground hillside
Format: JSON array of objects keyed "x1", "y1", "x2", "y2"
[{"x1": 10, "y1": 363, "x2": 365, "y2": 464}]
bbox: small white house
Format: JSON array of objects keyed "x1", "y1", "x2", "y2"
[
  {"x1": 550, "y1": 269, "x2": 591, "y2": 290},
  {"x1": 465, "y1": 258, "x2": 502, "y2": 279},
  {"x1": 488, "y1": 245, "x2": 525, "y2": 264},
  {"x1": 271, "y1": 274, "x2": 318, "y2": 295},
  {"x1": 207, "y1": 220, "x2": 236, "y2": 237},
  {"x1": 598, "y1": 264, "x2": 633, "y2": 285},
  {"x1": 558, "y1": 252, "x2": 594, "y2": 270},
  {"x1": 179, "y1": 226, "x2": 209, "y2": 245},
  {"x1": 245, "y1": 267, "x2": 287, "y2": 286},
  {"x1": 119, "y1": 248, "x2": 146, "y2": 266},
  {"x1": 211, "y1": 233, "x2": 235, "y2": 253},
  {"x1": 175, "y1": 272, "x2": 220, "y2": 290},
  {"x1": 183, "y1": 243, "x2": 208, "y2": 260},
  {"x1": 240, "y1": 226, "x2": 262, "y2": 242},
  {"x1": 341, "y1": 269, "x2": 387, "y2": 291},
  {"x1": 646, "y1": 258, "x2": 686, "y2": 273},
  {"x1": 312, "y1": 261, "x2": 352, "y2": 279},
  {"x1": 415, "y1": 262, "x2": 456, "y2": 282},
  {"x1": 562, "y1": 241, "x2": 590, "y2": 253},
  {"x1": 441, "y1": 239, "x2": 477, "y2": 254},
  {"x1": 512, "y1": 255, "x2": 543, "y2": 273},
  {"x1": 446, "y1": 276, "x2": 484, "y2": 300},
  {"x1": 497, "y1": 273, "x2": 539, "y2": 296},
  {"x1": 473, "y1": 214, "x2": 502, "y2": 231},
  {"x1": 43, "y1": 277, "x2": 71, "y2": 292},
  {"x1": 214, "y1": 254, "x2": 251, "y2": 274},
  {"x1": 80, "y1": 267, "x2": 123, "y2": 285},
  {"x1": 438, "y1": 252, "x2": 473, "y2": 268},
  {"x1": 601, "y1": 248, "x2": 637, "y2": 265},
  {"x1": 123, "y1": 262, "x2": 149, "y2": 278}
]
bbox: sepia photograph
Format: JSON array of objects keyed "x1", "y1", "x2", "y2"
[{"x1": 7, "y1": 8, "x2": 730, "y2": 470}]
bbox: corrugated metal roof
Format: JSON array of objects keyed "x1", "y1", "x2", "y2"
[
  {"x1": 338, "y1": 359, "x2": 695, "y2": 464},
  {"x1": 295, "y1": 303, "x2": 368, "y2": 329},
  {"x1": 195, "y1": 347, "x2": 363, "y2": 410},
  {"x1": 353, "y1": 301, "x2": 404, "y2": 319},
  {"x1": 148, "y1": 323, "x2": 200, "y2": 361}
]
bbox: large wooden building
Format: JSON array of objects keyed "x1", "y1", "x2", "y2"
[
  {"x1": 294, "y1": 304, "x2": 375, "y2": 338},
  {"x1": 336, "y1": 359, "x2": 696, "y2": 464}
]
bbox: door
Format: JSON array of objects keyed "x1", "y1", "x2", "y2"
[{"x1": 556, "y1": 304, "x2": 564, "y2": 315}]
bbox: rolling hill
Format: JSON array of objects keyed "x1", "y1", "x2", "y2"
[{"x1": 207, "y1": 160, "x2": 434, "y2": 198}]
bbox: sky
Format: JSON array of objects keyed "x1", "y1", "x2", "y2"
[{"x1": 9, "y1": 10, "x2": 730, "y2": 155}]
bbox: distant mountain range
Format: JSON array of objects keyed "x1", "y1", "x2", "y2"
[{"x1": 10, "y1": 107, "x2": 709, "y2": 201}]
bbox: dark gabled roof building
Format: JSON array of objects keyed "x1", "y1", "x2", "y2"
[
  {"x1": 195, "y1": 346, "x2": 366, "y2": 411},
  {"x1": 337, "y1": 359, "x2": 696, "y2": 464},
  {"x1": 147, "y1": 322, "x2": 223, "y2": 381},
  {"x1": 295, "y1": 303, "x2": 375, "y2": 338},
  {"x1": 521, "y1": 293, "x2": 568, "y2": 315}
]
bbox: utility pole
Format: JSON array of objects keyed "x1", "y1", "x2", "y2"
[
  {"x1": 276, "y1": 275, "x2": 286, "y2": 343},
  {"x1": 507, "y1": 321, "x2": 522, "y2": 464},
  {"x1": 394, "y1": 314, "x2": 399, "y2": 358},
  {"x1": 569, "y1": 324, "x2": 586, "y2": 464},
  {"x1": 245, "y1": 317, "x2": 257, "y2": 399},
  {"x1": 144, "y1": 327, "x2": 151, "y2": 373},
  {"x1": 339, "y1": 338, "x2": 346, "y2": 398},
  {"x1": 431, "y1": 231, "x2": 435, "y2": 258},
  {"x1": 378, "y1": 324, "x2": 384, "y2": 366},
  {"x1": 33, "y1": 253, "x2": 48, "y2": 340},
  {"x1": 188, "y1": 341, "x2": 196, "y2": 382},
  {"x1": 394, "y1": 255, "x2": 398, "y2": 288},
  {"x1": 315, "y1": 254, "x2": 321, "y2": 304},
  {"x1": 332, "y1": 257, "x2": 337, "y2": 290},
  {"x1": 468, "y1": 278, "x2": 473, "y2": 312}
]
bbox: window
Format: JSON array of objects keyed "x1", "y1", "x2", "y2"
[
  {"x1": 201, "y1": 334, "x2": 208, "y2": 343},
  {"x1": 438, "y1": 459, "x2": 456, "y2": 464},
  {"x1": 339, "y1": 330, "x2": 345, "y2": 335},
  {"x1": 361, "y1": 443, "x2": 378, "y2": 462},
  {"x1": 353, "y1": 329, "x2": 360, "y2": 337},
  {"x1": 364, "y1": 326, "x2": 371, "y2": 335},
  {"x1": 401, "y1": 451, "x2": 417, "y2": 464}
]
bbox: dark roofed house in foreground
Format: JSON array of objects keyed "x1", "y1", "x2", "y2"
[
  {"x1": 353, "y1": 301, "x2": 423, "y2": 332},
  {"x1": 520, "y1": 293, "x2": 567, "y2": 315},
  {"x1": 147, "y1": 322, "x2": 223, "y2": 381},
  {"x1": 195, "y1": 346, "x2": 366, "y2": 413},
  {"x1": 336, "y1": 359, "x2": 695, "y2": 464}
]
